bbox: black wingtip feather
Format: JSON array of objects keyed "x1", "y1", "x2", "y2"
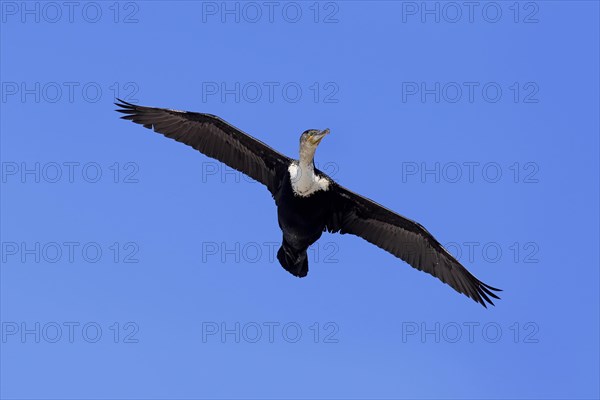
[
  {"x1": 482, "y1": 282, "x2": 502, "y2": 292},
  {"x1": 481, "y1": 285, "x2": 501, "y2": 300},
  {"x1": 473, "y1": 280, "x2": 501, "y2": 307},
  {"x1": 478, "y1": 288, "x2": 492, "y2": 303},
  {"x1": 115, "y1": 98, "x2": 135, "y2": 106},
  {"x1": 115, "y1": 99, "x2": 138, "y2": 117}
]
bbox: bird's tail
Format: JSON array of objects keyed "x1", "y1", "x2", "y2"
[{"x1": 277, "y1": 242, "x2": 309, "y2": 278}]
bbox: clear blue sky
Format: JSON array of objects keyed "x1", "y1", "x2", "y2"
[{"x1": 1, "y1": 1, "x2": 599, "y2": 399}]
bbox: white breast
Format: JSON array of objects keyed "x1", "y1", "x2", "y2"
[{"x1": 288, "y1": 162, "x2": 330, "y2": 197}]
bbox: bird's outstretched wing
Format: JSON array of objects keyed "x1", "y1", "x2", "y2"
[
  {"x1": 325, "y1": 183, "x2": 501, "y2": 307},
  {"x1": 115, "y1": 99, "x2": 291, "y2": 195}
]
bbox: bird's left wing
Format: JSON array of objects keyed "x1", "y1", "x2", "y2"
[
  {"x1": 325, "y1": 182, "x2": 501, "y2": 307},
  {"x1": 115, "y1": 99, "x2": 291, "y2": 195}
]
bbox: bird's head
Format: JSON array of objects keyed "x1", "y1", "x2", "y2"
[
  {"x1": 299, "y1": 128, "x2": 330, "y2": 164},
  {"x1": 300, "y1": 128, "x2": 330, "y2": 147}
]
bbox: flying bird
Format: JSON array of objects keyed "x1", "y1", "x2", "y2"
[{"x1": 115, "y1": 99, "x2": 501, "y2": 307}]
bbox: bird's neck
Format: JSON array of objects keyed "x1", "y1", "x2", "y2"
[
  {"x1": 298, "y1": 144, "x2": 316, "y2": 170},
  {"x1": 292, "y1": 145, "x2": 317, "y2": 195},
  {"x1": 289, "y1": 144, "x2": 329, "y2": 196}
]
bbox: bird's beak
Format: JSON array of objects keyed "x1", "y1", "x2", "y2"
[{"x1": 311, "y1": 128, "x2": 330, "y2": 145}]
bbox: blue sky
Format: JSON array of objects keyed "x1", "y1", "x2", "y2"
[{"x1": 1, "y1": 1, "x2": 599, "y2": 399}]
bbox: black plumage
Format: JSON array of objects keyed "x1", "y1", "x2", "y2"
[{"x1": 115, "y1": 99, "x2": 501, "y2": 307}]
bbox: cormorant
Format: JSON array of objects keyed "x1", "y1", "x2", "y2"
[{"x1": 115, "y1": 99, "x2": 501, "y2": 307}]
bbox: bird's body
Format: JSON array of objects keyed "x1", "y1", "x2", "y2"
[
  {"x1": 275, "y1": 163, "x2": 331, "y2": 277},
  {"x1": 115, "y1": 99, "x2": 501, "y2": 307}
]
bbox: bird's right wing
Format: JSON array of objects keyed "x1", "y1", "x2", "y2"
[
  {"x1": 115, "y1": 99, "x2": 292, "y2": 195},
  {"x1": 325, "y1": 183, "x2": 501, "y2": 307}
]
